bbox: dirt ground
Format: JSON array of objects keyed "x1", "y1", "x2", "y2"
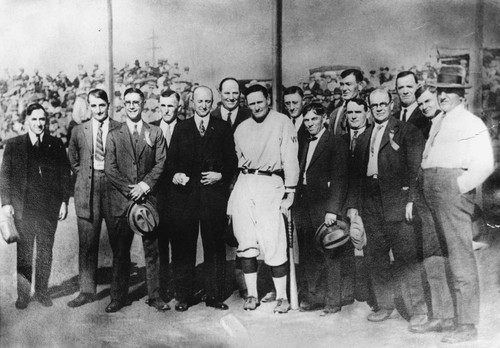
[{"x1": 1, "y1": 198, "x2": 500, "y2": 348}]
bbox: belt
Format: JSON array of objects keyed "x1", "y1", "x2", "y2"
[{"x1": 240, "y1": 168, "x2": 279, "y2": 177}]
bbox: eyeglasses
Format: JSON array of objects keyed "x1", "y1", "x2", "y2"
[
  {"x1": 125, "y1": 100, "x2": 141, "y2": 106},
  {"x1": 369, "y1": 102, "x2": 389, "y2": 109}
]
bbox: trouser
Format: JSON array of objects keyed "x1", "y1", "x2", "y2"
[
  {"x1": 157, "y1": 215, "x2": 172, "y2": 298},
  {"x1": 108, "y1": 216, "x2": 160, "y2": 302},
  {"x1": 414, "y1": 178, "x2": 455, "y2": 320},
  {"x1": 170, "y1": 215, "x2": 227, "y2": 302},
  {"x1": 363, "y1": 177, "x2": 427, "y2": 316},
  {"x1": 76, "y1": 170, "x2": 113, "y2": 294},
  {"x1": 421, "y1": 167, "x2": 479, "y2": 325},
  {"x1": 16, "y1": 210, "x2": 58, "y2": 299}
]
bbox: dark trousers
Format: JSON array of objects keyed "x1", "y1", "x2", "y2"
[
  {"x1": 363, "y1": 178, "x2": 427, "y2": 315},
  {"x1": 170, "y1": 214, "x2": 227, "y2": 302},
  {"x1": 414, "y1": 179, "x2": 455, "y2": 320},
  {"x1": 421, "y1": 168, "x2": 479, "y2": 325},
  {"x1": 108, "y1": 216, "x2": 160, "y2": 302},
  {"x1": 157, "y1": 215, "x2": 172, "y2": 297},
  {"x1": 295, "y1": 188, "x2": 354, "y2": 307},
  {"x1": 76, "y1": 170, "x2": 112, "y2": 294},
  {"x1": 16, "y1": 209, "x2": 58, "y2": 299}
]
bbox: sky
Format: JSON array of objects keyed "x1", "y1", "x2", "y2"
[{"x1": 0, "y1": 0, "x2": 499, "y2": 89}]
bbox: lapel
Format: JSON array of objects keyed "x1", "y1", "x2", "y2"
[
  {"x1": 136, "y1": 121, "x2": 149, "y2": 160},
  {"x1": 118, "y1": 123, "x2": 135, "y2": 160},
  {"x1": 299, "y1": 140, "x2": 309, "y2": 174},
  {"x1": 379, "y1": 117, "x2": 398, "y2": 152},
  {"x1": 308, "y1": 129, "x2": 329, "y2": 169},
  {"x1": 83, "y1": 121, "x2": 93, "y2": 154},
  {"x1": 21, "y1": 133, "x2": 29, "y2": 175}
]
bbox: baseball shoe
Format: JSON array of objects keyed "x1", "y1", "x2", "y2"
[
  {"x1": 261, "y1": 291, "x2": 276, "y2": 303},
  {"x1": 273, "y1": 298, "x2": 290, "y2": 314},
  {"x1": 243, "y1": 296, "x2": 260, "y2": 311}
]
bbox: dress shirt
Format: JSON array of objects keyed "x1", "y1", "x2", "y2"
[
  {"x1": 221, "y1": 107, "x2": 238, "y2": 125},
  {"x1": 349, "y1": 125, "x2": 366, "y2": 139},
  {"x1": 159, "y1": 118, "x2": 177, "y2": 145},
  {"x1": 366, "y1": 120, "x2": 389, "y2": 176},
  {"x1": 125, "y1": 118, "x2": 150, "y2": 194},
  {"x1": 28, "y1": 130, "x2": 44, "y2": 146},
  {"x1": 400, "y1": 102, "x2": 418, "y2": 122},
  {"x1": 303, "y1": 127, "x2": 326, "y2": 185},
  {"x1": 292, "y1": 115, "x2": 304, "y2": 132},
  {"x1": 92, "y1": 117, "x2": 110, "y2": 171},
  {"x1": 421, "y1": 104, "x2": 494, "y2": 193},
  {"x1": 194, "y1": 114, "x2": 210, "y2": 132}
]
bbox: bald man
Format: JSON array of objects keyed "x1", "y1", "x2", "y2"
[{"x1": 165, "y1": 86, "x2": 238, "y2": 311}]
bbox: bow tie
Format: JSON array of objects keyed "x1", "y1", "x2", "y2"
[{"x1": 307, "y1": 136, "x2": 318, "y2": 142}]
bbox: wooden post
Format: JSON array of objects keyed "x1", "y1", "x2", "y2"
[
  {"x1": 272, "y1": 0, "x2": 283, "y2": 113},
  {"x1": 107, "y1": 0, "x2": 115, "y2": 118},
  {"x1": 471, "y1": 0, "x2": 483, "y2": 116}
]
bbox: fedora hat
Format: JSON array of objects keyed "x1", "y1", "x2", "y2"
[
  {"x1": 126, "y1": 197, "x2": 159, "y2": 236},
  {"x1": 314, "y1": 219, "x2": 350, "y2": 253},
  {"x1": 430, "y1": 65, "x2": 471, "y2": 89}
]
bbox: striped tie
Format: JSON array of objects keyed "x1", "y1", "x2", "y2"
[{"x1": 95, "y1": 122, "x2": 104, "y2": 161}]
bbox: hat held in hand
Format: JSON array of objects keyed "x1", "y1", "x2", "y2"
[
  {"x1": 126, "y1": 197, "x2": 159, "y2": 236},
  {"x1": 314, "y1": 218, "x2": 350, "y2": 253}
]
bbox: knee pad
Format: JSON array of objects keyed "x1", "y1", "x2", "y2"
[
  {"x1": 271, "y1": 262, "x2": 289, "y2": 278},
  {"x1": 241, "y1": 257, "x2": 258, "y2": 274}
]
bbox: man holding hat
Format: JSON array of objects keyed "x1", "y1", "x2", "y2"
[
  {"x1": 293, "y1": 101, "x2": 350, "y2": 316},
  {"x1": 67, "y1": 89, "x2": 121, "y2": 308},
  {"x1": 104, "y1": 87, "x2": 167, "y2": 313},
  {"x1": 417, "y1": 66, "x2": 494, "y2": 344}
]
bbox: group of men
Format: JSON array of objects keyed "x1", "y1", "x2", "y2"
[{"x1": 0, "y1": 66, "x2": 493, "y2": 345}]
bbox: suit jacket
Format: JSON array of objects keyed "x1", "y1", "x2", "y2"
[
  {"x1": 296, "y1": 121, "x2": 309, "y2": 160},
  {"x1": 297, "y1": 130, "x2": 349, "y2": 220},
  {"x1": 68, "y1": 118, "x2": 121, "y2": 219},
  {"x1": 165, "y1": 116, "x2": 237, "y2": 219},
  {"x1": 346, "y1": 117, "x2": 424, "y2": 222},
  {"x1": 211, "y1": 105, "x2": 252, "y2": 132},
  {"x1": 0, "y1": 132, "x2": 70, "y2": 220},
  {"x1": 394, "y1": 106, "x2": 431, "y2": 139},
  {"x1": 104, "y1": 122, "x2": 166, "y2": 217},
  {"x1": 328, "y1": 103, "x2": 348, "y2": 136}
]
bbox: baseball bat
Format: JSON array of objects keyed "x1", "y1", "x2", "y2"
[{"x1": 286, "y1": 210, "x2": 299, "y2": 310}]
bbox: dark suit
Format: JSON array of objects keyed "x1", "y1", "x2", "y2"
[
  {"x1": 104, "y1": 122, "x2": 166, "y2": 303},
  {"x1": 68, "y1": 118, "x2": 121, "y2": 295},
  {"x1": 0, "y1": 132, "x2": 70, "y2": 300},
  {"x1": 346, "y1": 117, "x2": 427, "y2": 316},
  {"x1": 328, "y1": 102, "x2": 348, "y2": 136},
  {"x1": 394, "y1": 106, "x2": 431, "y2": 139},
  {"x1": 294, "y1": 129, "x2": 351, "y2": 307},
  {"x1": 165, "y1": 116, "x2": 237, "y2": 303},
  {"x1": 211, "y1": 105, "x2": 252, "y2": 132}
]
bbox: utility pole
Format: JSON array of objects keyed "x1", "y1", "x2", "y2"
[
  {"x1": 107, "y1": 0, "x2": 114, "y2": 116},
  {"x1": 272, "y1": 0, "x2": 283, "y2": 112},
  {"x1": 472, "y1": 0, "x2": 484, "y2": 116},
  {"x1": 149, "y1": 30, "x2": 161, "y2": 66}
]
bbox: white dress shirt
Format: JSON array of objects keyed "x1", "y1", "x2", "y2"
[
  {"x1": 28, "y1": 130, "x2": 44, "y2": 145},
  {"x1": 400, "y1": 102, "x2": 418, "y2": 122},
  {"x1": 221, "y1": 107, "x2": 238, "y2": 125},
  {"x1": 366, "y1": 120, "x2": 389, "y2": 177},
  {"x1": 303, "y1": 127, "x2": 326, "y2": 184},
  {"x1": 292, "y1": 115, "x2": 304, "y2": 132},
  {"x1": 160, "y1": 118, "x2": 177, "y2": 146},
  {"x1": 194, "y1": 114, "x2": 210, "y2": 132},
  {"x1": 92, "y1": 117, "x2": 110, "y2": 171}
]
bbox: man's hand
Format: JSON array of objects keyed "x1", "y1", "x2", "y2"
[
  {"x1": 2, "y1": 205, "x2": 14, "y2": 217},
  {"x1": 280, "y1": 192, "x2": 295, "y2": 216},
  {"x1": 58, "y1": 202, "x2": 67, "y2": 221},
  {"x1": 324, "y1": 213, "x2": 337, "y2": 226},
  {"x1": 128, "y1": 184, "x2": 146, "y2": 201},
  {"x1": 405, "y1": 202, "x2": 413, "y2": 223},
  {"x1": 201, "y1": 171, "x2": 222, "y2": 185},
  {"x1": 173, "y1": 173, "x2": 190, "y2": 185},
  {"x1": 347, "y1": 208, "x2": 358, "y2": 221}
]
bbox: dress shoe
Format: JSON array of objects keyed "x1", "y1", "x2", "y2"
[
  {"x1": 175, "y1": 301, "x2": 189, "y2": 312},
  {"x1": 205, "y1": 296, "x2": 229, "y2": 310},
  {"x1": 273, "y1": 298, "x2": 291, "y2": 314},
  {"x1": 441, "y1": 324, "x2": 477, "y2": 344},
  {"x1": 105, "y1": 300, "x2": 124, "y2": 313},
  {"x1": 15, "y1": 297, "x2": 29, "y2": 310},
  {"x1": 34, "y1": 293, "x2": 53, "y2": 307},
  {"x1": 261, "y1": 291, "x2": 276, "y2": 303},
  {"x1": 408, "y1": 314, "x2": 428, "y2": 330},
  {"x1": 67, "y1": 293, "x2": 96, "y2": 308},
  {"x1": 299, "y1": 300, "x2": 324, "y2": 312},
  {"x1": 320, "y1": 305, "x2": 341, "y2": 317},
  {"x1": 410, "y1": 318, "x2": 456, "y2": 334},
  {"x1": 146, "y1": 297, "x2": 170, "y2": 311},
  {"x1": 243, "y1": 296, "x2": 260, "y2": 311},
  {"x1": 367, "y1": 308, "x2": 392, "y2": 322}
]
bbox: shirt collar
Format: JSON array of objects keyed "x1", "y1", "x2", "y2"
[
  {"x1": 92, "y1": 116, "x2": 109, "y2": 128},
  {"x1": 126, "y1": 118, "x2": 143, "y2": 134},
  {"x1": 351, "y1": 125, "x2": 366, "y2": 136},
  {"x1": 194, "y1": 113, "x2": 210, "y2": 128},
  {"x1": 161, "y1": 118, "x2": 177, "y2": 128},
  {"x1": 221, "y1": 106, "x2": 238, "y2": 119},
  {"x1": 402, "y1": 101, "x2": 418, "y2": 117},
  {"x1": 28, "y1": 130, "x2": 43, "y2": 145}
]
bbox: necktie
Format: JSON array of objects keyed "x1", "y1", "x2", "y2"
[
  {"x1": 292, "y1": 118, "x2": 296, "y2": 126},
  {"x1": 133, "y1": 124, "x2": 139, "y2": 153},
  {"x1": 402, "y1": 108, "x2": 407, "y2": 122},
  {"x1": 307, "y1": 136, "x2": 318, "y2": 142},
  {"x1": 370, "y1": 124, "x2": 384, "y2": 154},
  {"x1": 164, "y1": 123, "x2": 171, "y2": 147},
  {"x1": 35, "y1": 134, "x2": 41, "y2": 148},
  {"x1": 227, "y1": 112, "x2": 232, "y2": 126},
  {"x1": 351, "y1": 130, "x2": 358, "y2": 153},
  {"x1": 95, "y1": 122, "x2": 104, "y2": 161},
  {"x1": 199, "y1": 119, "x2": 206, "y2": 137}
]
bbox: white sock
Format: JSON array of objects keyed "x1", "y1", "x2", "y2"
[
  {"x1": 273, "y1": 276, "x2": 288, "y2": 300},
  {"x1": 244, "y1": 272, "x2": 258, "y2": 298}
]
